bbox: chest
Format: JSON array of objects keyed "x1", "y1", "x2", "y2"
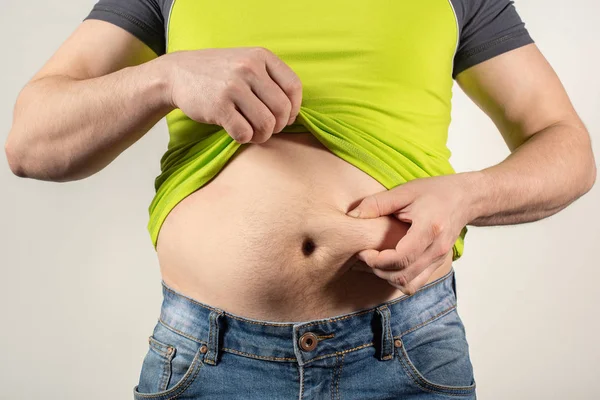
[{"x1": 166, "y1": 0, "x2": 458, "y2": 85}]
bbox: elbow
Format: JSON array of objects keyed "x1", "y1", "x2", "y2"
[
  {"x1": 5, "y1": 134, "x2": 27, "y2": 178},
  {"x1": 578, "y1": 148, "x2": 597, "y2": 196},
  {"x1": 584, "y1": 159, "x2": 597, "y2": 193},
  {"x1": 574, "y1": 124, "x2": 597, "y2": 195},
  {"x1": 5, "y1": 129, "x2": 72, "y2": 182}
]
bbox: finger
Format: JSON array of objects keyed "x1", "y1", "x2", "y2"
[
  {"x1": 350, "y1": 260, "x2": 375, "y2": 274},
  {"x1": 357, "y1": 248, "x2": 405, "y2": 271},
  {"x1": 261, "y1": 49, "x2": 303, "y2": 125},
  {"x1": 389, "y1": 221, "x2": 435, "y2": 268},
  {"x1": 233, "y1": 85, "x2": 277, "y2": 144},
  {"x1": 219, "y1": 103, "x2": 254, "y2": 144},
  {"x1": 358, "y1": 221, "x2": 433, "y2": 271},
  {"x1": 373, "y1": 256, "x2": 446, "y2": 296},
  {"x1": 249, "y1": 67, "x2": 293, "y2": 134},
  {"x1": 348, "y1": 186, "x2": 415, "y2": 219},
  {"x1": 369, "y1": 243, "x2": 448, "y2": 284},
  {"x1": 379, "y1": 236, "x2": 451, "y2": 292},
  {"x1": 404, "y1": 237, "x2": 454, "y2": 280}
]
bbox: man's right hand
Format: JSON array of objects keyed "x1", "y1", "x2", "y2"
[
  {"x1": 161, "y1": 47, "x2": 303, "y2": 144},
  {"x1": 5, "y1": 19, "x2": 304, "y2": 182}
]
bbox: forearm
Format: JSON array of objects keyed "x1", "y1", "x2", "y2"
[
  {"x1": 464, "y1": 123, "x2": 596, "y2": 226},
  {"x1": 6, "y1": 57, "x2": 173, "y2": 182}
]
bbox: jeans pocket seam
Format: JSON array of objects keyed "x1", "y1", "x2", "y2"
[
  {"x1": 134, "y1": 346, "x2": 206, "y2": 400},
  {"x1": 399, "y1": 304, "x2": 457, "y2": 338},
  {"x1": 397, "y1": 349, "x2": 476, "y2": 396}
]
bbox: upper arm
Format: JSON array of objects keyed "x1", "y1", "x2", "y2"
[
  {"x1": 456, "y1": 44, "x2": 583, "y2": 152},
  {"x1": 30, "y1": 0, "x2": 170, "y2": 83},
  {"x1": 451, "y1": 0, "x2": 586, "y2": 152}
]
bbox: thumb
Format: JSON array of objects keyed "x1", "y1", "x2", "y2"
[{"x1": 346, "y1": 186, "x2": 413, "y2": 218}]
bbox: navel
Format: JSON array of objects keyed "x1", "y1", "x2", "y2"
[{"x1": 301, "y1": 237, "x2": 317, "y2": 257}]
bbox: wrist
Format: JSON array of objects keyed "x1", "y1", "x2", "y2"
[
  {"x1": 142, "y1": 54, "x2": 177, "y2": 114},
  {"x1": 458, "y1": 170, "x2": 489, "y2": 225}
]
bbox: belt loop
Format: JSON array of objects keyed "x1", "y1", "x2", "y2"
[
  {"x1": 452, "y1": 270, "x2": 458, "y2": 302},
  {"x1": 205, "y1": 310, "x2": 223, "y2": 366},
  {"x1": 375, "y1": 305, "x2": 393, "y2": 361}
]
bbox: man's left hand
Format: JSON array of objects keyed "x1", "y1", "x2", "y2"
[{"x1": 346, "y1": 172, "x2": 478, "y2": 295}]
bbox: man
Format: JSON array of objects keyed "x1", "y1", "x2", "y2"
[{"x1": 5, "y1": 0, "x2": 595, "y2": 398}]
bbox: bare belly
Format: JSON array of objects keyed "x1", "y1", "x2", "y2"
[{"x1": 156, "y1": 132, "x2": 453, "y2": 322}]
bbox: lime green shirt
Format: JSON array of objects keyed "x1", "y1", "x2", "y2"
[{"x1": 86, "y1": 0, "x2": 534, "y2": 259}]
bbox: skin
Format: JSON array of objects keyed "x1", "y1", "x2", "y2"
[
  {"x1": 347, "y1": 44, "x2": 597, "y2": 294},
  {"x1": 4, "y1": 20, "x2": 302, "y2": 182},
  {"x1": 4, "y1": 21, "x2": 596, "y2": 297}
]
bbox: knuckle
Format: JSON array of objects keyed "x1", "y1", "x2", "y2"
[
  {"x1": 234, "y1": 59, "x2": 257, "y2": 76},
  {"x1": 396, "y1": 254, "x2": 412, "y2": 268},
  {"x1": 285, "y1": 78, "x2": 303, "y2": 93},
  {"x1": 256, "y1": 113, "x2": 276, "y2": 132},
  {"x1": 213, "y1": 97, "x2": 231, "y2": 114},
  {"x1": 430, "y1": 220, "x2": 445, "y2": 237},
  {"x1": 252, "y1": 46, "x2": 271, "y2": 55},
  {"x1": 436, "y1": 240, "x2": 452, "y2": 258},
  {"x1": 272, "y1": 101, "x2": 292, "y2": 122},
  {"x1": 218, "y1": 104, "x2": 235, "y2": 122},
  {"x1": 233, "y1": 129, "x2": 252, "y2": 143},
  {"x1": 391, "y1": 273, "x2": 408, "y2": 288},
  {"x1": 213, "y1": 106, "x2": 232, "y2": 127},
  {"x1": 223, "y1": 81, "x2": 244, "y2": 98}
]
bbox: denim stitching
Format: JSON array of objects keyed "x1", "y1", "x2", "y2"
[
  {"x1": 317, "y1": 333, "x2": 335, "y2": 340},
  {"x1": 158, "y1": 306, "x2": 457, "y2": 366},
  {"x1": 160, "y1": 269, "x2": 452, "y2": 328},
  {"x1": 382, "y1": 307, "x2": 388, "y2": 360},
  {"x1": 296, "y1": 271, "x2": 453, "y2": 328},
  {"x1": 400, "y1": 350, "x2": 475, "y2": 396},
  {"x1": 149, "y1": 336, "x2": 170, "y2": 354},
  {"x1": 157, "y1": 325, "x2": 374, "y2": 364},
  {"x1": 400, "y1": 345, "x2": 476, "y2": 391},
  {"x1": 221, "y1": 347, "x2": 297, "y2": 362},
  {"x1": 134, "y1": 351, "x2": 204, "y2": 400},
  {"x1": 158, "y1": 318, "x2": 205, "y2": 344},
  {"x1": 330, "y1": 355, "x2": 337, "y2": 400},
  {"x1": 393, "y1": 304, "x2": 476, "y2": 395},
  {"x1": 155, "y1": 270, "x2": 455, "y2": 377},
  {"x1": 205, "y1": 312, "x2": 218, "y2": 365},
  {"x1": 299, "y1": 365, "x2": 305, "y2": 400},
  {"x1": 396, "y1": 304, "x2": 457, "y2": 338},
  {"x1": 147, "y1": 335, "x2": 174, "y2": 391},
  {"x1": 336, "y1": 353, "x2": 344, "y2": 400},
  {"x1": 306, "y1": 342, "x2": 373, "y2": 364},
  {"x1": 385, "y1": 307, "x2": 392, "y2": 359},
  {"x1": 386, "y1": 310, "x2": 393, "y2": 359}
]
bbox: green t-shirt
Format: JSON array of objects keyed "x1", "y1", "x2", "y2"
[{"x1": 86, "y1": 0, "x2": 534, "y2": 260}]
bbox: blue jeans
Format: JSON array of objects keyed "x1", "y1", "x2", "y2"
[{"x1": 133, "y1": 267, "x2": 476, "y2": 399}]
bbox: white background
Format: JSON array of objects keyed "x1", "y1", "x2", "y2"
[{"x1": 0, "y1": 1, "x2": 598, "y2": 399}]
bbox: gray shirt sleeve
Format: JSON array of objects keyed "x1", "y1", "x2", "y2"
[
  {"x1": 451, "y1": 0, "x2": 534, "y2": 78},
  {"x1": 84, "y1": 0, "x2": 173, "y2": 56},
  {"x1": 84, "y1": 0, "x2": 533, "y2": 76}
]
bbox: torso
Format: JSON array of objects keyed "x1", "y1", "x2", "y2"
[{"x1": 156, "y1": 132, "x2": 453, "y2": 322}]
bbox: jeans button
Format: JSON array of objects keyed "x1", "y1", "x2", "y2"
[{"x1": 299, "y1": 332, "x2": 318, "y2": 351}]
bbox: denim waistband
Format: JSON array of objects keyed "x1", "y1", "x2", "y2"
[{"x1": 157, "y1": 267, "x2": 458, "y2": 367}]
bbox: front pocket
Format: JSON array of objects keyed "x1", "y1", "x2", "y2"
[
  {"x1": 134, "y1": 323, "x2": 206, "y2": 399},
  {"x1": 149, "y1": 335, "x2": 176, "y2": 391},
  {"x1": 396, "y1": 307, "x2": 476, "y2": 396}
]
